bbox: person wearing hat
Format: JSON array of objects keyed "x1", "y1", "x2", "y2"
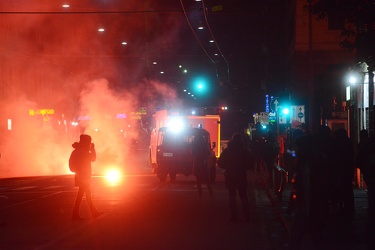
[{"x1": 69, "y1": 134, "x2": 103, "y2": 220}]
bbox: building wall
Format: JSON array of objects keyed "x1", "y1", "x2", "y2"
[{"x1": 293, "y1": 0, "x2": 356, "y2": 120}]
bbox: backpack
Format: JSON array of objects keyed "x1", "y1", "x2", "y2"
[{"x1": 68, "y1": 149, "x2": 79, "y2": 173}]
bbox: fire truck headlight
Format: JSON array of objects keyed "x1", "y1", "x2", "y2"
[
  {"x1": 168, "y1": 117, "x2": 184, "y2": 132},
  {"x1": 104, "y1": 168, "x2": 122, "y2": 186}
]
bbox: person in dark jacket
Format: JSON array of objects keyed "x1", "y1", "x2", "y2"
[
  {"x1": 192, "y1": 135, "x2": 213, "y2": 197},
  {"x1": 69, "y1": 134, "x2": 103, "y2": 220},
  {"x1": 264, "y1": 131, "x2": 280, "y2": 188},
  {"x1": 357, "y1": 129, "x2": 369, "y2": 187},
  {"x1": 218, "y1": 133, "x2": 251, "y2": 222},
  {"x1": 356, "y1": 133, "x2": 375, "y2": 249},
  {"x1": 209, "y1": 148, "x2": 217, "y2": 184},
  {"x1": 331, "y1": 128, "x2": 355, "y2": 217}
]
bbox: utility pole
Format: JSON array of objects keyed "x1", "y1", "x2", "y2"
[
  {"x1": 369, "y1": 63, "x2": 374, "y2": 137},
  {"x1": 308, "y1": 0, "x2": 314, "y2": 132}
]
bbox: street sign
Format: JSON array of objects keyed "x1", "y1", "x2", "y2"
[
  {"x1": 259, "y1": 112, "x2": 269, "y2": 125},
  {"x1": 273, "y1": 99, "x2": 279, "y2": 112},
  {"x1": 291, "y1": 105, "x2": 305, "y2": 123},
  {"x1": 268, "y1": 112, "x2": 276, "y2": 123},
  {"x1": 278, "y1": 115, "x2": 286, "y2": 124}
]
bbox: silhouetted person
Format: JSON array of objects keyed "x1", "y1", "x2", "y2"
[
  {"x1": 289, "y1": 127, "x2": 334, "y2": 249},
  {"x1": 288, "y1": 132, "x2": 315, "y2": 249},
  {"x1": 313, "y1": 125, "x2": 333, "y2": 217},
  {"x1": 356, "y1": 129, "x2": 369, "y2": 187},
  {"x1": 192, "y1": 135, "x2": 213, "y2": 197},
  {"x1": 69, "y1": 134, "x2": 103, "y2": 220},
  {"x1": 357, "y1": 133, "x2": 375, "y2": 249},
  {"x1": 250, "y1": 134, "x2": 265, "y2": 174},
  {"x1": 209, "y1": 148, "x2": 217, "y2": 184},
  {"x1": 331, "y1": 128, "x2": 355, "y2": 218},
  {"x1": 218, "y1": 133, "x2": 251, "y2": 222},
  {"x1": 264, "y1": 131, "x2": 280, "y2": 188}
]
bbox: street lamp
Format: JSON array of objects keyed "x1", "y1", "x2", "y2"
[
  {"x1": 346, "y1": 71, "x2": 362, "y2": 141},
  {"x1": 349, "y1": 76, "x2": 358, "y2": 85},
  {"x1": 346, "y1": 64, "x2": 374, "y2": 188},
  {"x1": 346, "y1": 64, "x2": 371, "y2": 140}
]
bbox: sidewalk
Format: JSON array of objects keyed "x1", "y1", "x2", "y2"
[{"x1": 266, "y1": 181, "x2": 369, "y2": 249}]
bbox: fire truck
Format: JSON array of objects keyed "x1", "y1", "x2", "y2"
[{"x1": 149, "y1": 109, "x2": 220, "y2": 182}]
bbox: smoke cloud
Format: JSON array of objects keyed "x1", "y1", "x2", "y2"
[
  {"x1": 0, "y1": 77, "x2": 180, "y2": 177},
  {"x1": 0, "y1": 2, "x2": 186, "y2": 178}
]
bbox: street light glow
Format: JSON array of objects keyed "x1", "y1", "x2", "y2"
[
  {"x1": 282, "y1": 108, "x2": 290, "y2": 115},
  {"x1": 349, "y1": 76, "x2": 357, "y2": 85}
]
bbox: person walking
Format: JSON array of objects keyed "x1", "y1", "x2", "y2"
[
  {"x1": 288, "y1": 132, "x2": 315, "y2": 249},
  {"x1": 218, "y1": 132, "x2": 251, "y2": 222},
  {"x1": 331, "y1": 128, "x2": 355, "y2": 218},
  {"x1": 192, "y1": 135, "x2": 213, "y2": 197},
  {"x1": 209, "y1": 148, "x2": 217, "y2": 184},
  {"x1": 356, "y1": 129, "x2": 369, "y2": 188},
  {"x1": 356, "y1": 132, "x2": 375, "y2": 249},
  {"x1": 288, "y1": 128, "x2": 333, "y2": 249},
  {"x1": 69, "y1": 134, "x2": 103, "y2": 220},
  {"x1": 263, "y1": 131, "x2": 280, "y2": 188}
]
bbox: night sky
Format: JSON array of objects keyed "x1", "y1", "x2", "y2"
[{"x1": 0, "y1": 0, "x2": 289, "y2": 114}]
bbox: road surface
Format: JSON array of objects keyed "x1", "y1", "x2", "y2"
[{"x1": 0, "y1": 151, "x2": 286, "y2": 250}]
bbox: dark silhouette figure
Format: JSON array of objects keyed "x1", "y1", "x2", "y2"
[
  {"x1": 356, "y1": 132, "x2": 375, "y2": 249},
  {"x1": 288, "y1": 132, "x2": 316, "y2": 249},
  {"x1": 313, "y1": 125, "x2": 333, "y2": 217},
  {"x1": 209, "y1": 148, "x2": 217, "y2": 184},
  {"x1": 192, "y1": 135, "x2": 213, "y2": 197},
  {"x1": 251, "y1": 134, "x2": 265, "y2": 174},
  {"x1": 331, "y1": 128, "x2": 355, "y2": 218},
  {"x1": 218, "y1": 133, "x2": 251, "y2": 222},
  {"x1": 288, "y1": 126, "x2": 335, "y2": 249},
  {"x1": 264, "y1": 131, "x2": 280, "y2": 188},
  {"x1": 69, "y1": 134, "x2": 103, "y2": 220},
  {"x1": 356, "y1": 129, "x2": 369, "y2": 187}
]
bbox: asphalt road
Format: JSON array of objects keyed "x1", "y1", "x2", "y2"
[{"x1": 0, "y1": 151, "x2": 284, "y2": 250}]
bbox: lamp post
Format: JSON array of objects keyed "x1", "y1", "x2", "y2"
[
  {"x1": 275, "y1": 105, "x2": 290, "y2": 192},
  {"x1": 368, "y1": 63, "x2": 374, "y2": 137},
  {"x1": 275, "y1": 105, "x2": 291, "y2": 146},
  {"x1": 347, "y1": 62, "x2": 374, "y2": 143},
  {"x1": 308, "y1": 0, "x2": 314, "y2": 132},
  {"x1": 347, "y1": 73, "x2": 359, "y2": 143},
  {"x1": 347, "y1": 64, "x2": 375, "y2": 188}
]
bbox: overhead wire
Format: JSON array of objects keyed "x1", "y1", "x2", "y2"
[
  {"x1": 180, "y1": 0, "x2": 229, "y2": 84},
  {"x1": 179, "y1": 0, "x2": 215, "y2": 65},
  {"x1": 201, "y1": 0, "x2": 230, "y2": 84}
]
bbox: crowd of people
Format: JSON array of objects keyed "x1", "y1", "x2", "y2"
[
  {"x1": 69, "y1": 125, "x2": 375, "y2": 248},
  {"x1": 286, "y1": 126, "x2": 356, "y2": 248},
  {"x1": 218, "y1": 124, "x2": 375, "y2": 249},
  {"x1": 278, "y1": 125, "x2": 375, "y2": 249}
]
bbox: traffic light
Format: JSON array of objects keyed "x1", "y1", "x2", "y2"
[
  {"x1": 190, "y1": 76, "x2": 210, "y2": 95},
  {"x1": 282, "y1": 107, "x2": 290, "y2": 115}
]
